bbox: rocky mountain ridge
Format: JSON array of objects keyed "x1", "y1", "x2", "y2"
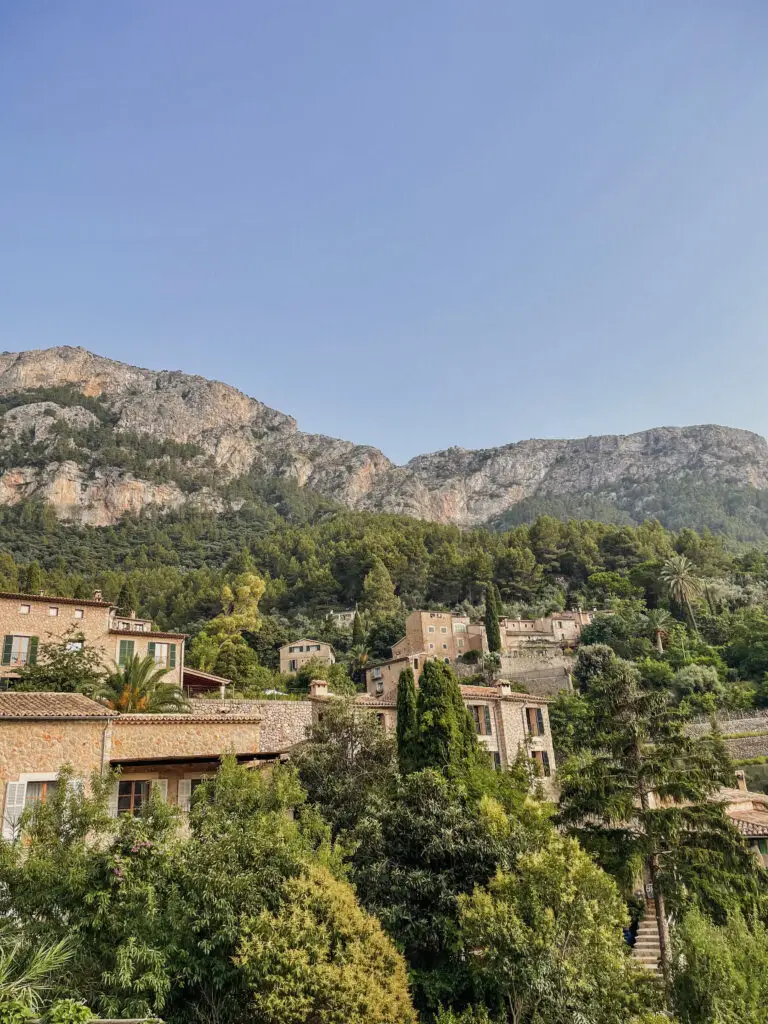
[{"x1": 0, "y1": 346, "x2": 766, "y2": 530}]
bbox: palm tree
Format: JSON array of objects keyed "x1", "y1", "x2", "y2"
[
  {"x1": 97, "y1": 653, "x2": 189, "y2": 713},
  {"x1": 0, "y1": 932, "x2": 73, "y2": 1011},
  {"x1": 347, "y1": 645, "x2": 371, "y2": 685},
  {"x1": 645, "y1": 608, "x2": 673, "y2": 653},
  {"x1": 660, "y1": 554, "x2": 701, "y2": 635}
]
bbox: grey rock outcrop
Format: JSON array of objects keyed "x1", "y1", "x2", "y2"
[{"x1": 0, "y1": 346, "x2": 766, "y2": 527}]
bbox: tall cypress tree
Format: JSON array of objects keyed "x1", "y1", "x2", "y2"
[
  {"x1": 413, "y1": 661, "x2": 479, "y2": 776},
  {"x1": 484, "y1": 584, "x2": 501, "y2": 653},
  {"x1": 23, "y1": 561, "x2": 44, "y2": 594},
  {"x1": 352, "y1": 611, "x2": 365, "y2": 646},
  {"x1": 395, "y1": 668, "x2": 419, "y2": 775}
]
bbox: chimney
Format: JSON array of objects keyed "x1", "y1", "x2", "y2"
[
  {"x1": 498, "y1": 681, "x2": 513, "y2": 697},
  {"x1": 129, "y1": 610, "x2": 136, "y2": 619},
  {"x1": 309, "y1": 679, "x2": 329, "y2": 699},
  {"x1": 735, "y1": 769, "x2": 748, "y2": 792},
  {"x1": 92, "y1": 589, "x2": 103, "y2": 602}
]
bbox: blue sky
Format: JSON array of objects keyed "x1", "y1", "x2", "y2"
[{"x1": 2, "y1": 2, "x2": 768, "y2": 463}]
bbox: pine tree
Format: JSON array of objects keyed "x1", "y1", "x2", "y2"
[
  {"x1": 360, "y1": 558, "x2": 402, "y2": 620},
  {"x1": 484, "y1": 584, "x2": 501, "y2": 653},
  {"x1": 413, "y1": 660, "x2": 478, "y2": 776},
  {"x1": 352, "y1": 611, "x2": 365, "y2": 646},
  {"x1": 23, "y1": 561, "x2": 44, "y2": 594},
  {"x1": 558, "y1": 644, "x2": 759, "y2": 993},
  {"x1": 395, "y1": 668, "x2": 419, "y2": 775},
  {"x1": 116, "y1": 579, "x2": 140, "y2": 617}
]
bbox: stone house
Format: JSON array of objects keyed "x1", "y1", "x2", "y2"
[
  {"x1": 499, "y1": 609, "x2": 595, "y2": 651},
  {"x1": 0, "y1": 691, "x2": 265, "y2": 837},
  {"x1": 278, "y1": 639, "x2": 335, "y2": 675},
  {"x1": 0, "y1": 590, "x2": 187, "y2": 688},
  {"x1": 392, "y1": 611, "x2": 487, "y2": 662},
  {"x1": 313, "y1": 672, "x2": 556, "y2": 784},
  {"x1": 330, "y1": 610, "x2": 357, "y2": 628}
]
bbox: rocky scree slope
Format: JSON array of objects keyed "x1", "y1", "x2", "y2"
[{"x1": 0, "y1": 346, "x2": 766, "y2": 530}]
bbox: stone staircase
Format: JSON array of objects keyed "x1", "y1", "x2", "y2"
[{"x1": 632, "y1": 899, "x2": 662, "y2": 973}]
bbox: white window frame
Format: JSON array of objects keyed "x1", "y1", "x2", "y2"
[
  {"x1": 48, "y1": 607, "x2": 59, "y2": 617},
  {"x1": 3, "y1": 773, "x2": 80, "y2": 839},
  {"x1": 74, "y1": 609, "x2": 84, "y2": 619},
  {"x1": 19, "y1": 605, "x2": 30, "y2": 615}
]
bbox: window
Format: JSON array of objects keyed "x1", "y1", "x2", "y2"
[
  {"x1": 757, "y1": 839, "x2": 768, "y2": 855},
  {"x1": 19, "y1": 605, "x2": 30, "y2": 615},
  {"x1": 442, "y1": 643, "x2": 447, "y2": 649},
  {"x1": 1, "y1": 635, "x2": 37, "y2": 667},
  {"x1": 48, "y1": 607, "x2": 59, "y2": 617},
  {"x1": 289, "y1": 659, "x2": 298, "y2": 672},
  {"x1": 372, "y1": 667, "x2": 383, "y2": 679},
  {"x1": 117, "y1": 780, "x2": 150, "y2": 816},
  {"x1": 428, "y1": 643, "x2": 434, "y2": 650},
  {"x1": 457, "y1": 639, "x2": 464, "y2": 648},
  {"x1": 118, "y1": 639, "x2": 135, "y2": 666},
  {"x1": 25, "y1": 780, "x2": 57, "y2": 806},
  {"x1": 375, "y1": 679, "x2": 384, "y2": 696},
  {"x1": 148, "y1": 642, "x2": 176, "y2": 669},
  {"x1": 469, "y1": 705, "x2": 493, "y2": 736},
  {"x1": 74, "y1": 609, "x2": 84, "y2": 619},
  {"x1": 531, "y1": 750, "x2": 551, "y2": 777},
  {"x1": 440, "y1": 626, "x2": 447, "y2": 634},
  {"x1": 526, "y1": 707, "x2": 545, "y2": 737},
  {"x1": 428, "y1": 626, "x2": 435, "y2": 633},
  {"x1": 493, "y1": 752, "x2": 502, "y2": 770},
  {"x1": 444, "y1": 657, "x2": 450, "y2": 664},
  {"x1": 413, "y1": 658, "x2": 419, "y2": 669},
  {"x1": 65, "y1": 641, "x2": 83, "y2": 652},
  {"x1": 453, "y1": 623, "x2": 467, "y2": 633},
  {"x1": 376, "y1": 713, "x2": 385, "y2": 728}
]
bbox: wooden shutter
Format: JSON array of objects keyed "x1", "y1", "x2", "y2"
[
  {"x1": 177, "y1": 778, "x2": 192, "y2": 813},
  {"x1": 147, "y1": 642, "x2": 156, "y2": 662},
  {"x1": 168, "y1": 644, "x2": 176, "y2": 669},
  {"x1": 28, "y1": 636, "x2": 39, "y2": 666},
  {"x1": 118, "y1": 639, "x2": 134, "y2": 666},
  {"x1": 1, "y1": 636, "x2": 12, "y2": 666},
  {"x1": 483, "y1": 706, "x2": 492, "y2": 736},
  {"x1": 154, "y1": 779, "x2": 168, "y2": 801},
  {"x1": 2, "y1": 782, "x2": 27, "y2": 840}
]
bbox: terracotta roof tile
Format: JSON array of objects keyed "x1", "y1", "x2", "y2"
[{"x1": 0, "y1": 692, "x2": 115, "y2": 719}]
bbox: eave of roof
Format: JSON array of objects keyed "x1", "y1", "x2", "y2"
[
  {"x1": 108, "y1": 629, "x2": 188, "y2": 640},
  {"x1": 0, "y1": 591, "x2": 110, "y2": 608},
  {"x1": 182, "y1": 667, "x2": 231, "y2": 684},
  {"x1": 116, "y1": 713, "x2": 261, "y2": 724}
]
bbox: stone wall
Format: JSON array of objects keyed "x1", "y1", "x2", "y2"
[
  {"x1": 0, "y1": 719, "x2": 107, "y2": 783},
  {"x1": 499, "y1": 651, "x2": 573, "y2": 697},
  {"x1": 110, "y1": 715, "x2": 261, "y2": 761},
  {"x1": 687, "y1": 711, "x2": 768, "y2": 762},
  {"x1": 189, "y1": 699, "x2": 313, "y2": 752}
]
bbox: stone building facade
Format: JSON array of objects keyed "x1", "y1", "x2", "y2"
[
  {"x1": 278, "y1": 639, "x2": 335, "y2": 675},
  {"x1": 0, "y1": 590, "x2": 186, "y2": 687},
  {"x1": 0, "y1": 692, "x2": 264, "y2": 837}
]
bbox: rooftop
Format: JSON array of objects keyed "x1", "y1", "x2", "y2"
[{"x1": 0, "y1": 692, "x2": 115, "y2": 719}]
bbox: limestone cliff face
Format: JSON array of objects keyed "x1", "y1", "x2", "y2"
[{"x1": 0, "y1": 346, "x2": 766, "y2": 527}]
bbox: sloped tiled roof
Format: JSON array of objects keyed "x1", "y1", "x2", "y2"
[{"x1": 0, "y1": 692, "x2": 115, "y2": 719}]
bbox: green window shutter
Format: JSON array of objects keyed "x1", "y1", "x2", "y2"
[
  {"x1": 483, "y1": 706, "x2": 492, "y2": 735},
  {"x1": 119, "y1": 639, "x2": 134, "y2": 666},
  {"x1": 2, "y1": 636, "x2": 12, "y2": 666},
  {"x1": 147, "y1": 642, "x2": 156, "y2": 662},
  {"x1": 28, "y1": 637, "x2": 39, "y2": 666},
  {"x1": 536, "y1": 709, "x2": 544, "y2": 736},
  {"x1": 168, "y1": 644, "x2": 176, "y2": 669}
]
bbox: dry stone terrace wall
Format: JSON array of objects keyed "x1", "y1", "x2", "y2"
[
  {"x1": 189, "y1": 698, "x2": 313, "y2": 752},
  {"x1": 687, "y1": 711, "x2": 768, "y2": 762}
]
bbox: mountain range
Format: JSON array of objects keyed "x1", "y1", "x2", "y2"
[{"x1": 1, "y1": 345, "x2": 767, "y2": 539}]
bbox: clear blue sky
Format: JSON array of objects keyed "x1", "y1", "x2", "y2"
[{"x1": 2, "y1": 2, "x2": 768, "y2": 463}]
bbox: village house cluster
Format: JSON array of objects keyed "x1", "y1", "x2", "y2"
[{"x1": 1, "y1": 592, "x2": 766, "y2": 872}]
